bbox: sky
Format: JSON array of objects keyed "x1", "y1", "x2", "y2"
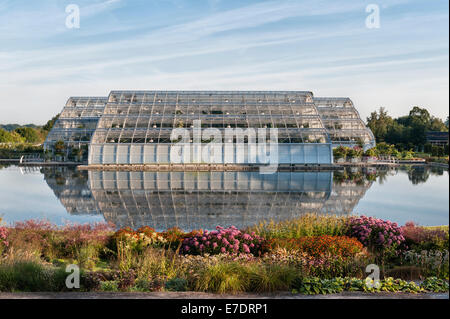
[{"x1": 0, "y1": 0, "x2": 448, "y2": 125}]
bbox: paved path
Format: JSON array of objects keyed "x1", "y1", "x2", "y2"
[{"x1": 0, "y1": 291, "x2": 448, "y2": 299}]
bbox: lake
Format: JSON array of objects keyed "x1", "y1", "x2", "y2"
[{"x1": 0, "y1": 164, "x2": 448, "y2": 230}]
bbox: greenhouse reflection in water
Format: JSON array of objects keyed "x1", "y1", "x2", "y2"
[{"x1": 42, "y1": 166, "x2": 381, "y2": 231}]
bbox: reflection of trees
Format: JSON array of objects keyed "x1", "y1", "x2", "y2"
[
  {"x1": 332, "y1": 166, "x2": 444, "y2": 186},
  {"x1": 375, "y1": 168, "x2": 390, "y2": 185},
  {"x1": 430, "y1": 167, "x2": 445, "y2": 176},
  {"x1": 333, "y1": 167, "x2": 380, "y2": 185},
  {"x1": 406, "y1": 166, "x2": 430, "y2": 185}
]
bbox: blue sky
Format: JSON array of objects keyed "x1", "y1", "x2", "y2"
[{"x1": 0, "y1": 0, "x2": 448, "y2": 124}]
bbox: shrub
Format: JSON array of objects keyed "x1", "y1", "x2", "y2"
[
  {"x1": 333, "y1": 146, "x2": 348, "y2": 159},
  {"x1": 347, "y1": 216, "x2": 405, "y2": 255},
  {"x1": 347, "y1": 146, "x2": 363, "y2": 158},
  {"x1": 402, "y1": 222, "x2": 449, "y2": 251},
  {"x1": 402, "y1": 250, "x2": 449, "y2": 279},
  {"x1": 0, "y1": 226, "x2": 8, "y2": 255},
  {"x1": 262, "y1": 248, "x2": 372, "y2": 279},
  {"x1": 421, "y1": 277, "x2": 449, "y2": 292},
  {"x1": 247, "y1": 263, "x2": 298, "y2": 292},
  {"x1": 6, "y1": 220, "x2": 113, "y2": 265},
  {"x1": 81, "y1": 271, "x2": 113, "y2": 291},
  {"x1": 180, "y1": 226, "x2": 266, "y2": 256},
  {"x1": 100, "y1": 281, "x2": 119, "y2": 292},
  {"x1": 0, "y1": 261, "x2": 68, "y2": 292},
  {"x1": 129, "y1": 247, "x2": 185, "y2": 282},
  {"x1": 267, "y1": 236, "x2": 364, "y2": 258},
  {"x1": 7, "y1": 220, "x2": 57, "y2": 258},
  {"x1": 111, "y1": 227, "x2": 167, "y2": 253},
  {"x1": 60, "y1": 222, "x2": 113, "y2": 268},
  {"x1": 81, "y1": 269, "x2": 137, "y2": 291},
  {"x1": 364, "y1": 148, "x2": 378, "y2": 157},
  {"x1": 160, "y1": 227, "x2": 186, "y2": 250},
  {"x1": 192, "y1": 262, "x2": 250, "y2": 293},
  {"x1": 165, "y1": 277, "x2": 188, "y2": 291}
]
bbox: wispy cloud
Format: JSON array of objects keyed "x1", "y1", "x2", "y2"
[{"x1": 0, "y1": 0, "x2": 448, "y2": 124}]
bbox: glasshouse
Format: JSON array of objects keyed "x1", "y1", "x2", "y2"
[
  {"x1": 44, "y1": 91, "x2": 375, "y2": 165},
  {"x1": 44, "y1": 97, "x2": 107, "y2": 162}
]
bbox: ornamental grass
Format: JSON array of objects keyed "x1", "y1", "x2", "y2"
[{"x1": 246, "y1": 213, "x2": 349, "y2": 240}]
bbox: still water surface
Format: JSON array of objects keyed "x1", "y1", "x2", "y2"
[{"x1": 0, "y1": 164, "x2": 448, "y2": 230}]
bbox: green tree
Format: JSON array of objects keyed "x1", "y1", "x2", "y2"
[
  {"x1": 53, "y1": 140, "x2": 66, "y2": 155},
  {"x1": 0, "y1": 129, "x2": 24, "y2": 143},
  {"x1": 408, "y1": 106, "x2": 431, "y2": 127},
  {"x1": 43, "y1": 114, "x2": 59, "y2": 132},
  {"x1": 429, "y1": 117, "x2": 448, "y2": 132},
  {"x1": 366, "y1": 107, "x2": 394, "y2": 142},
  {"x1": 14, "y1": 127, "x2": 41, "y2": 143}
]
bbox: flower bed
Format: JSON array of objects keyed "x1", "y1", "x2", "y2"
[
  {"x1": 266, "y1": 236, "x2": 364, "y2": 258},
  {"x1": 0, "y1": 216, "x2": 448, "y2": 294},
  {"x1": 180, "y1": 226, "x2": 266, "y2": 256},
  {"x1": 347, "y1": 216, "x2": 405, "y2": 253}
]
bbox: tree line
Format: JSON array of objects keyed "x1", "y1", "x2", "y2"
[
  {"x1": 366, "y1": 106, "x2": 448, "y2": 153},
  {"x1": 0, "y1": 115, "x2": 59, "y2": 144}
]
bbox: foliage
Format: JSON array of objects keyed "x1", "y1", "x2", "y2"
[
  {"x1": 292, "y1": 276, "x2": 427, "y2": 295},
  {"x1": 100, "y1": 280, "x2": 119, "y2": 292},
  {"x1": 181, "y1": 226, "x2": 266, "y2": 256},
  {"x1": 0, "y1": 226, "x2": 8, "y2": 255},
  {"x1": 53, "y1": 140, "x2": 66, "y2": 155},
  {"x1": 347, "y1": 146, "x2": 363, "y2": 158},
  {"x1": 402, "y1": 222, "x2": 449, "y2": 251},
  {"x1": 1, "y1": 218, "x2": 449, "y2": 294},
  {"x1": 333, "y1": 146, "x2": 348, "y2": 159},
  {"x1": 266, "y1": 236, "x2": 364, "y2": 258},
  {"x1": 364, "y1": 148, "x2": 377, "y2": 157},
  {"x1": 160, "y1": 227, "x2": 186, "y2": 250},
  {"x1": 111, "y1": 226, "x2": 168, "y2": 254},
  {"x1": 0, "y1": 261, "x2": 69, "y2": 292},
  {"x1": 13, "y1": 127, "x2": 41, "y2": 143},
  {"x1": 5, "y1": 220, "x2": 113, "y2": 268},
  {"x1": 367, "y1": 106, "x2": 448, "y2": 150},
  {"x1": 420, "y1": 277, "x2": 449, "y2": 292},
  {"x1": 0, "y1": 143, "x2": 43, "y2": 158},
  {"x1": 165, "y1": 277, "x2": 188, "y2": 291},
  {"x1": 43, "y1": 114, "x2": 60, "y2": 132},
  {"x1": 347, "y1": 216, "x2": 405, "y2": 256},
  {"x1": 0, "y1": 128, "x2": 24, "y2": 143},
  {"x1": 247, "y1": 213, "x2": 349, "y2": 240},
  {"x1": 402, "y1": 250, "x2": 449, "y2": 279}
]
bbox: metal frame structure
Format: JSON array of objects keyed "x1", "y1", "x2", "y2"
[
  {"x1": 44, "y1": 91, "x2": 375, "y2": 164},
  {"x1": 44, "y1": 97, "x2": 107, "y2": 161},
  {"x1": 315, "y1": 97, "x2": 376, "y2": 150}
]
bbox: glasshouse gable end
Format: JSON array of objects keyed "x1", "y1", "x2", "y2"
[{"x1": 44, "y1": 91, "x2": 375, "y2": 165}]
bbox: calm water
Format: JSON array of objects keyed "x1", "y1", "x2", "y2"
[{"x1": 0, "y1": 164, "x2": 448, "y2": 230}]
